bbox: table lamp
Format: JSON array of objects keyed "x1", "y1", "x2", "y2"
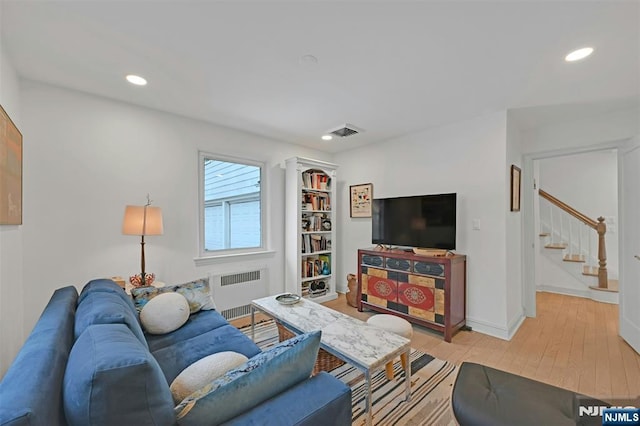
[{"x1": 122, "y1": 197, "x2": 163, "y2": 287}]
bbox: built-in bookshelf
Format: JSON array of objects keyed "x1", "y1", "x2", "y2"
[{"x1": 285, "y1": 157, "x2": 338, "y2": 302}]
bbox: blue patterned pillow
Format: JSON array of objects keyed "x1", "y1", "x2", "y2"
[
  {"x1": 174, "y1": 331, "x2": 321, "y2": 425},
  {"x1": 131, "y1": 278, "x2": 216, "y2": 314}
]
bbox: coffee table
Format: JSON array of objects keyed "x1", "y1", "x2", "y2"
[{"x1": 251, "y1": 295, "x2": 411, "y2": 426}]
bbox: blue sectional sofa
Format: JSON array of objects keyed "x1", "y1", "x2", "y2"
[{"x1": 0, "y1": 279, "x2": 352, "y2": 425}]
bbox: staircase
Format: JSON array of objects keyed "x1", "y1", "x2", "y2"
[{"x1": 538, "y1": 189, "x2": 618, "y2": 304}]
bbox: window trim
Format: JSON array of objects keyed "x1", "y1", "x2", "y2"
[{"x1": 197, "y1": 151, "x2": 268, "y2": 260}]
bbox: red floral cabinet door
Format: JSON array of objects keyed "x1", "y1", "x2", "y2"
[
  {"x1": 360, "y1": 267, "x2": 397, "y2": 308},
  {"x1": 397, "y1": 274, "x2": 445, "y2": 325}
]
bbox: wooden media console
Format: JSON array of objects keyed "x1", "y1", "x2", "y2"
[{"x1": 357, "y1": 248, "x2": 467, "y2": 342}]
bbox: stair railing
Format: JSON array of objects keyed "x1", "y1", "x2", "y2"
[{"x1": 538, "y1": 189, "x2": 608, "y2": 289}]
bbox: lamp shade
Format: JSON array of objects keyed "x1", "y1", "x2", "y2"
[{"x1": 122, "y1": 205, "x2": 164, "y2": 236}]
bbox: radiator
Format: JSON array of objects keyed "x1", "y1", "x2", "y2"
[{"x1": 210, "y1": 268, "x2": 268, "y2": 320}]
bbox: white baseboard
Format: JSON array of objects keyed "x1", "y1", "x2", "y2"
[
  {"x1": 588, "y1": 287, "x2": 619, "y2": 304},
  {"x1": 466, "y1": 313, "x2": 525, "y2": 341},
  {"x1": 620, "y1": 317, "x2": 640, "y2": 355},
  {"x1": 466, "y1": 317, "x2": 510, "y2": 340},
  {"x1": 537, "y1": 285, "x2": 590, "y2": 299},
  {"x1": 507, "y1": 312, "x2": 526, "y2": 340},
  {"x1": 537, "y1": 285, "x2": 618, "y2": 304}
]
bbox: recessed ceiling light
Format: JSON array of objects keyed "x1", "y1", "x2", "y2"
[
  {"x1": 565, "y1": 47, "x2": 594, "y2": 62},
  {"x1": 300, "y1": 54, "x2": 318, "y2": 65},
  {"x1": 321, "y1": 135, "x2": 333, "y2": 141},
  {"x1": 126, "y1": 74, "x2": 147, "y2": 86}
]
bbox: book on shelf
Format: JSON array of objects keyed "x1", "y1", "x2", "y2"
[
  {"x1": 301, "y1": 255, "x2": 331, "y2": 278},
  {"x1": 301, "y1": 234, "x2": 330, "y2": 254},
  {"x1": 301, "y1": 192, "x2": 330, "y2": 211},
  {"x1": 301, "y1": 170, "x2": 330, "y2": 191},
  {"x1": 301, "y1": 213, "x2": 331, "y2": 232},
  {"x1": 301, "y1": 258, "x2": 317, "y2": 278}
]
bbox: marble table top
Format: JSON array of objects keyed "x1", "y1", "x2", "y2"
[{"x1": 251, "y1": 295, "x2": 411, "y2": 369}]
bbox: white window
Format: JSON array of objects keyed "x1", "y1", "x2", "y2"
[{"x1": 199, "y1": 152, "x2": 264, "y2": 256}]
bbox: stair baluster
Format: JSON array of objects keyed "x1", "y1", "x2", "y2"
[
  {"x1": 568, "y1": 217, "x2": 573, "y2": 257},
  {"x1": 549, "y1": 204, "x2": 554, "y2": 243},
  {"x1": 596, "y1": 217, "x2": 607, "y2": 289},
  {"x1": 538, "y1": 189, "x2": 608, "y2": 289},
  {"x1": 578, "y1": 221, "x2": 582, "y2": 260},
  {"x1": 585, "y1": 225, "x2": 594, "y2": 274},
  {"x1": 559, "y1": 210, "x2": 564, "y2": 245}
]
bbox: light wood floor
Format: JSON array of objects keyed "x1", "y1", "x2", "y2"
[
  {"x1": 234, "y1": 292, "x2": 640, "y2": 402},
  {"x1": 324, "y1": 291, "x2": 640, "y2": 402}
]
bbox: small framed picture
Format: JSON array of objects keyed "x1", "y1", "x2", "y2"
[
  {"x1": 350, "y1": 183, "x2": 373, "y2": 218},
  {"x1": 511, "y1": 165, "x2": 521, "y2": 212}
]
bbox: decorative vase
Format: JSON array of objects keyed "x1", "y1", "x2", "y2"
[
  {"x1": 322, "y1": 263, "x2": 330, "y2": 276},
  {"x1": 129, "y1": 273, "x2": 155, "y2": 288},
  {"x1": 346, "y1": 273, "x2": 358, "y2": 308}
]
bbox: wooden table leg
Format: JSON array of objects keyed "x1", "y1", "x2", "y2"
[
  {"x1": 385, "y1": 361, "x2": 394, "y2": 380},
  {"x1": 403, "y1": 348, "x2": 411, "y2": 401},
  {"x1": 400, "y1": 352, "x2": 408, "y2": 372}
]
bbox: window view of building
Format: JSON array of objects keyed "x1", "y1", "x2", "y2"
[{"x1": 203, "y1": 157, "x2": 262, "y2": 251}]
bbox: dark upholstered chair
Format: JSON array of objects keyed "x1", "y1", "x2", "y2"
[{"x1": 452, "y1": 362, "x2": 608, "y2": 426}]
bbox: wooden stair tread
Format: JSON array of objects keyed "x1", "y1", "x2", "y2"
[
  {"x1": 582, "y1": 268, "x2": 618, "y2": 292},
  {"x1": 544, "y1": 243, "x2": 567, "y2": 249},
  {"x1": 589, "y1": 283, "x2": 618, "y2": 293},
  {"x1": 563, "y1": 254, "x2": 585, "y2": 263}
]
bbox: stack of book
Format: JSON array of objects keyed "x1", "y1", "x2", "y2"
[
  {"x1": 302, "y1": 171, "x2": 330, "y2": 190},
  {"x1": 301, "y1": 235, "x2": 330, "y2": 254},
  {"x1": 301, "y1": 255, "x2": 331, "y2": 278},
  {"x1": 301, "y1": 192, "x2": 331, "y2": 211},
  {"x1": 302, "y1": 213, "x2": 330, "y2": 231}
]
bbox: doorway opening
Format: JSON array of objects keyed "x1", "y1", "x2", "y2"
[{"x1": 522, "y1": 138, "x2": 630, "y2": 320}]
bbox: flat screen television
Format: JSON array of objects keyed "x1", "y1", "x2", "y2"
[{"x1": 372, "y1": 193, "x2": 456, "y2": 249}]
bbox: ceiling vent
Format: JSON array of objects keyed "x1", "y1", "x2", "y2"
[{"x1": 328, "y1": 123, "x2": 363, "y2": 138}]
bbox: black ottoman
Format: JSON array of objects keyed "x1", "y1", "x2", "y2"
[{"x1": 451, "y1": 362, "x2": 607, "y2": 426}]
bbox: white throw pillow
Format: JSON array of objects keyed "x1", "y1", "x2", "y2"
[
  {"x1": 170, "y1": 351, "x2": 249, "y2": 403},
  {"x1": 140, "y1": 292, "x2": 190, "y2": 334}
]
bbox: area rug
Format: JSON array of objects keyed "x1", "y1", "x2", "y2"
[{"x1": 240, "y1": 320, "x2": 458, "y2": 426}]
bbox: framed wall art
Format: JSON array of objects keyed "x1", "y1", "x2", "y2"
[
  {"x1": 350, "y1": 183, "x2": 373, "y2": 218},
  {"x1": 510, "y1": 165, "x2": 521, "y2": 212},
  {"x1": 0, "y1": 104, "x2": 22, "y2": 225}
]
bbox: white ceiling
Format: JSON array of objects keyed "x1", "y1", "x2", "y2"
[{"x1": 2, "y1": 1, "x2": 638, "y2": 153}]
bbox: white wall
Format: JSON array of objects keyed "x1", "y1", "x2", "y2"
[
  {"x1": 522, "y1": 107, "x2": 639, "y2": 154},
  {"x1": 0, "y1": 0, "x2": 25, "y2": 377},
  {"x1": 505, "y1": 112, "x2": 525, "y2": 337},
  {"x1": 18, "y1": 80, "x2": 331, "y2": 337},
  {"x1": 334, "y1": 111, "x2": 513, "y2": 339},
  {"x1": 536, "y1": 150, "x2": 619, "y2": 295},
  {"x1": 533, "y1": 159, "x2": 543, "y2": 289}
]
